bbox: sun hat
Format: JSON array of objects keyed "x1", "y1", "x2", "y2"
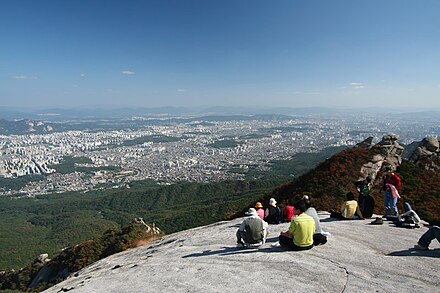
[
  {"x1": 245, "y1": 208, "x2": 258, "y2": 216},
  {"x1": 255, "y1": 202, "x2": 263, "y2": 208}
]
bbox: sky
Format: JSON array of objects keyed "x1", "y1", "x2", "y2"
[{"x1": 1, "y1": 0, "x2": 440, "y2": 110}]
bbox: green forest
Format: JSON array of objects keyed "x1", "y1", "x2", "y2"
[{"x1": 0, "y1": 146, "x2": 346, "y2": 270}]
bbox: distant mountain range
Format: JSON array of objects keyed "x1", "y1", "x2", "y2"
[{"x1": 1, "y1": 106, "x2": 440, "y2": 121}]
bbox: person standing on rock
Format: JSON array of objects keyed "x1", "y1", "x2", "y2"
[
  {"x1": 236, "y1": 208, "x2": 268, "y2": 248},
  {"x1": 277, "y1": 201, "x2": 315, "y2": 251},
  {"x1": 382, "y1": 166, "x2": 402, "y2": 217},
  {"x1": 355, "y1": 176, "x2": 374, "y2": 218}
]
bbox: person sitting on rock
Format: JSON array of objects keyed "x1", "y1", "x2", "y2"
[
  {"x1": 330, "y1": 192, "x2": 364, "y2": 220},
  {"x1": 414, "y1": 225, "x2": 440, "y2": 250},
  {"x1": 277, "y1": 201, "x2": 315, "y2": 251},
  {"x1": 282, "y1": 198, "x2": 295, "y2": 223},
  {"x1": 302, "y1": 195, "x2": 328, "y2": 245},
  {"x1": 264, "y1": 198, "x2": 281, "y2": 224},
  {"x1": 255, "y1": 201, "x2": 265, "y2": 220},
  {"x1": 236, "y1": 208, "x2": 268, "y2": 248}
]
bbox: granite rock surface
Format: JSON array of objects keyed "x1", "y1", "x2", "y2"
[{"x1": 44, "y1": 213, "x2": 440, "y2": 293}]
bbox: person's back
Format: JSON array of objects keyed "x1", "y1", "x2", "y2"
[
  {"x1": 244, "y1": 217, "x2": 264, "y2": 244},
  {"x1": 236, "y1": 208, "x2": 268, "y2": 248},
  {"x1": 305, "y1": 207, "x2": 323, "y2": 234},
  {"x1": 341, "y1": 200, "x2": 361, "y2": 219},
  {"x1": 278, "y1": 201, "x2": 315, "y2": 250},
  {"x1": 283, "y1": 199, "x2": 295, "y2": 222},
  {"x1": 292, "y1": 213, "x2": 315, "y2": 247},
  {"x1": 265, "y1": 205, "x2": 281, "y2": 224}
]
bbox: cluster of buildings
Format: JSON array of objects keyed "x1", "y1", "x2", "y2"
[{"x1": 0, "y1": 112, "x2": 438, "y2": 196}]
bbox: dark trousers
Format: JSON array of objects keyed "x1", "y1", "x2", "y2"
[
  {"x1": 279, "y1": 235, "x2": 313, "y2": 251},
  {"x1": 313, "y1": 233, "x2": 327, "y2": 246}
]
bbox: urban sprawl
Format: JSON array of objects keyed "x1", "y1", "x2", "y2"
[{"x1": 0, "y1": 113, "x2": 438, "y2": 196}]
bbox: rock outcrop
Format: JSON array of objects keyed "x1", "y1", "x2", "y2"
[
  {"x1": 44, "y1": 214, "x2": 440, "y2": 293},
  {"x1": 407, "y1": 136, "x2": 440, "y2": 170},
  {"x1": 356, "y1": 134, "x2": 405, "y2": 182}
]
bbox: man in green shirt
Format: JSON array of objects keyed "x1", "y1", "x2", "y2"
[{"x1": 278, "y1": 201, "x2": 315, "y2": 251}]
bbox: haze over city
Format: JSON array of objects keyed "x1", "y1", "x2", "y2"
[{"x1": 1, "y1": 0, "x2": 440, "y2": 110}]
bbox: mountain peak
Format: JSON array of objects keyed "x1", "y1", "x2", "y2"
[{"x1": 44, "y1": 215, "x2": 439, "y2": 292}]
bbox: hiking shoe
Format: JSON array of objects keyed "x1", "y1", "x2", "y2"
[
  {"x1": 236, "y1": 243, "x2": 244, "y2": 248},
  {"x1": 370, "y1": 217, "x2": 383, "y2": 225},
  {"x1": 414, "y1": 244, "x2": 428, "y2": 250}
]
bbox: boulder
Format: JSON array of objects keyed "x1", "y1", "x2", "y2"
[{"x1": 421, "y1": 136, "x2": 439, "y2": 152}]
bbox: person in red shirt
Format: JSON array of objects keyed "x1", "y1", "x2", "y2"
[
  {"x1": 382, "y1": 166, "x2": 402, "y2": 216},
  {"x1": 282, "y1": 198, "x2": 295, "y2": 222}
]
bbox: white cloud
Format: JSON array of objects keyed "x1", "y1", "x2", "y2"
[
  {"x1": 13, "y1": 75, "x2": 38, "y2": 80},
  {"x1": 349, "y1": 82, "x2": 365, "y2": 89},
  {"x1": 177, "y1": 89, "x2": 186, "y2": 92},
  {"x1": 121, "y1": 70, "x2": 135, "y2": 75},
  {"x1": 80, "y1": 73, "x2": 86, "y2": 77}
]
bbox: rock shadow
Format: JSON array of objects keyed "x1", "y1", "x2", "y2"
[
  {"x1": 387, "y1": 248, "x2": 440, "y2": 258},
  {"x1": 182, "y1": 246, "x2": 284, "y2": 258}
]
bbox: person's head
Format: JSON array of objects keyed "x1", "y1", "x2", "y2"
[
  {"x1": 366, "y1": 176, "x2": 372, "y2": 183},
  {"x1": 255, "y1": 202, "x2": 263, "y2": 209},
  {"x1": 269, "y1": 198, "x2": 277, "y2": 207},
  {"x1": 346, "y1": 192, "x2": 355, "y2": 201},
  {"x1": 302, "y1": 195, "x2": 312, "y2": 209},
  {"x1": 385, "y1": 166, "x2": 393, "y2": 173},
  {"x1": 245, "y1": 208, "x2": 258, "y2": 217},
  {"x1": 293, "y1": 201, "x2": 306, "y2": 215}
]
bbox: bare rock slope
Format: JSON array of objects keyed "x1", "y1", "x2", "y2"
[{"x1": 45, "y1": 214, "x2": 439, "y2": 293}]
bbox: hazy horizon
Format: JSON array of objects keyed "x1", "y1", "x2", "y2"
[{"x1": 1, "y1": 1, "x2": 439, "y2": 109}]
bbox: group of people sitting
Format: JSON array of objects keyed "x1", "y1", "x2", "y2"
[
  {"x1": 236, "y1": 194, "x2": 440, "y2": 251},
  {"x1": 236, "y1": 195, "x2": 328, "y2": 250}
]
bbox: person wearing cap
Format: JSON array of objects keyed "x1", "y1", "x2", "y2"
[
  {"x1": 265, "y1": 198, "x2": 281, "y2": 224},
  {"x1": 382, "y1": 166, "x2": 402, "y2": 216},
  {"x1": 255, "y1": 202, "x2": 264, "y2": 220},
  {"x1": 278, "y1": 201, "x2": 315, "y2": 251},
  {"x1": 236, "y1": 208, "x2": 268, "y2": 248}
]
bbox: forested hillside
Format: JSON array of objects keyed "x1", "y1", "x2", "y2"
[
  {"x1": 0, "y1": 146, "x2": 345, "y2": 270},
  {"x1": 271, "y1": 144, "x2": 439, "y2": 223}
]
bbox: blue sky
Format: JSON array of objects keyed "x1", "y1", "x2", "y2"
[{"x1": 1, "y1": 0, "x2": 439, "y2": 109}]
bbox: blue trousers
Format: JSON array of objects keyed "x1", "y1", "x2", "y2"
[{"x1": 384, "y1": 191, "x2": 398, "y2": 216}]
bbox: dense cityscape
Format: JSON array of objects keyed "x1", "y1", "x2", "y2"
[{"x1": 1, "y1": 111, "x2": 439, "y2": 196}]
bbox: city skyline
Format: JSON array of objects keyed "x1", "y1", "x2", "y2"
[{"x1": 1, "y1": 1, "x2": 440, "y2": 109}]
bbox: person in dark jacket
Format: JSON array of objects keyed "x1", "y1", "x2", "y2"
[{"x1": 265, "y1": 198, "x2": 281, "y2": 224}]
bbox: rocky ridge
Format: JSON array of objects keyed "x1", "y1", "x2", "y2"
[{"x1": 44, "y1": 214, "x2": 440, "y2": 293}]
